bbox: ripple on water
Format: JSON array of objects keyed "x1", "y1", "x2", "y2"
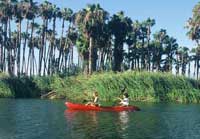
[{"x1": 1, "y1": 100, "x2": 200, "y2": 139}]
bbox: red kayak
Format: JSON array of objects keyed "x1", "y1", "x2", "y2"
[{"x1": 65, "y1": 102, "x2": 140, "y2": 112}]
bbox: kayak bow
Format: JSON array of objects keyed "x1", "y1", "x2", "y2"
[{"x1": 65, "y1": 102, "x2": 140, "y2": 112}]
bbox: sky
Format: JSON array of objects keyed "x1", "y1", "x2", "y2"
[{"x1": 35, "y1": 0, "x2": 200, "y2": 50}]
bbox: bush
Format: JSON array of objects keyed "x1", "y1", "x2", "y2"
[
  {"x1": 0, "y1": 71, "x2": 199, "y2": 103},
  {"x1": 49, "y1": 71, "x2": 200, "y2": 103}
]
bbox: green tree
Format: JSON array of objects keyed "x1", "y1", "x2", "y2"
[
  {"x1": 152, "y1": 29, "x2": 167, "y2": 71},
  {"x1": 109, "y1": 11, "x2": 132, "y2": 72},
  {"x1": 57, "y1": 8, "x2": 73, "y2": 73},
  {"x1": 145, "y1": 18, "x2": 155, "y2": 71},
  {"x1": 163, "y1": 37, "x2": 178, "y2": 72},
  {"x1": 75, "y1": 4, "x2": 108, "y2": 74},
  {"x1": 38, "y1": 1, "x2": 53, "y2": 76}
]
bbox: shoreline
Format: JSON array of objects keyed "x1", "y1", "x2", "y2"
[{"x1": 0, "y1": 71, "x2": 199, "y2": 103}]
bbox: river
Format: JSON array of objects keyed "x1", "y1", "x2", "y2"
[{"x1": 0, "y1": 99, "x2": 200, "y2": 139}]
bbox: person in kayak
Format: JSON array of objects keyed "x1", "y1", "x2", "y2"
[
  {"x1": 85, "y1": 91, "x2": 100, "y2": 107},
  {"x1": 118, "y1": 93, "x2": 129, "y2": 106}
]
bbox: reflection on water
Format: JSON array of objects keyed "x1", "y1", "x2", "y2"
[
  {"x1": 65, "y1": 110, "x2": 98, "y2": 124},
  {"x1": 64, "y1": 110, "x2": 132, "y2": 139},
  {"x1": 64, "y1": 110, "x2": 100, "y2": 139},
  {"x1": 118, "y1": 111, "x2": 129, "y2": 131}
]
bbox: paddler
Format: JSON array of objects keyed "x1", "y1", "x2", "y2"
[
  {"x1": 118, "y1": 87, "x2": 129, "y2": 106},
  {"x1": 85, "y1": 91, "x2": 100, "y2": 107}
]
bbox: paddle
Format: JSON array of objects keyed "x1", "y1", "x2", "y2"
[
  {"x1": 82, "y1": 99, "x2": 88, "y2": 103},
  {"x1": 112, "y1": 97, "x2": 121, "y2": 106},
  {"x1": 82, "y1": 92, "x2": 92, "y2": 103}
]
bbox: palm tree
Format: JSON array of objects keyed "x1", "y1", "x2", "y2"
[
  {"x1": 131, "y1": 20, "x2": 141, "y2": 70},
  {"x1": 145, "y1": 18, "x2": 155, "y2": 71},
  {"x1": 152, "y1": 29, "x2": 167, "y2": 71},
  {"x1": 47, "y1": 4, "x2": 62, "y2": 75},
  {"x1": 21, "y1": 32, "x2": 29, "y2": 74},
  {"x1": 181, "y1": 47, "x2": 190, "y2": 76},
  {"x1": 126, "y1": 26, "x2": 136, "y2": 70},
  {"x1": 14, "y1": 1, "x2": 26, "y2": 76},
  {"x1": 108, "y1": 11, "x2": 132, "y2": 72},
  {"x1": 191, "y1": 46, "x2": 200, "y2": 79},
  {"x1": 186, "y1": 2, "x2": 200, "y2": 79},
  {"x1": 67, "y1": 27, "x2": 78, "y2": 75},
  {"x1": 163, "y1": 37, "x2": 178, "y2": 72},
  {"x1": 0, "y1": 0, "x2": 17, "y2": 75},
  {"x1": 38, "y1": 1, "x2": 53, "y2": 76},
  {"x1": 75, "y1": 4, "x2": 108, "y2": 74},
  {"x1": 26, "y1": 22, "x2": 39, "y2": 76},
  {"x1": 57, "y1": 8, "x2": 73, "y2": 73},
  {"x1": 175, "y1": 48, "x2": 181, "y2": 75},
  {"x1": 76, "y1": 34, "x2": 89, "y2": 74},
  {"x1": 138, "y1": 21, "x2": 148, "y2": 70},
  {"x1": 186, "y1": 2, "x2": 200, "y2": 46},
  {"x1": 21, "y1": 0, "x2": 38, "y2": 74}
]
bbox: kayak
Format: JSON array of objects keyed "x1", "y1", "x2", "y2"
[{"x1": 65, "y1": 102, "x2": 140, "y2": 112}]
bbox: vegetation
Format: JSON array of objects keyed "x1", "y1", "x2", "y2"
[
  {"x1": 50, "y1": 71, "x2": 200, "y2": 103},
  {"x1": 0, "y1": 73, "x2": 41, "y2": 98},
  {"x1": 0, "y1": 1, "x2": 200, "y2": 102},
  {"x1": 0, "y1": 72, "x2": 199, "y2": 103}
]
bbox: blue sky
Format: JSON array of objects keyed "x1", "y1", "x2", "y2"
[{"x1": 36, "y1": 0, "x2": 199, "y2": 49}]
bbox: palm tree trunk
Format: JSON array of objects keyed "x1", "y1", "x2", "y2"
[
  {"x1": 64, "y1": 52, "x2": 68, "y2": 73},
  {"x1": 188, "y1": 61, "x2": 191, "y2": 77},
  {"x1": 39, "y1": 19, "x2": 45, "y2": 76},
  {"x1": 0, "y1": 24, "x2": 4, "y2": 71},
  {"x1": 5, "y1": 19, "x2": 12, "y2": 75},
  {"x1": 137, "y1": 57, "x2": 140, "y2": 70},
  {"x1": 47, "y1": 44, "x2": 51, "y2": 75},
  {"x1": 60, "y1": 51, "x2": 64, "y2": 71},
  {"x1": 32, "y1": 54, "x2": 34, "y2": 76},
  {"x1": 33, "y1": 50, "x2": 37, "y2": 75},
  {"x1": 30, "y1": 49, "x2": 33, "y2": 76},
  {"x1": 0, "y1": 42, "x2": 2, "y2": 71},
  {"x1": 141, "y1": 37, "x2": 146, "y2": 70},
  {"x1": 176, "y1": 54, "x2": 179, "y2": 75},
  {"x1": 100, "y1": 49, "x2": 104, "y2": 71},
  {"x1": 17, "y1": 20, "x2": 22, "y2": 76},
  {"x1": 3, "y1": 43, "x2": 6, "y2": 72},
  {"x1": 78, "y1": 53, "x2": 80, "y2": 68},
  {"x1": 70, "y1": 46, "x2": 74, "y2": 69},
  {"x1": 113, "y1": 39, "x2": 123, "y2": 72},
  {"x1": 89, "y1": 37, "x2": 93, "y2": 75},
  {"x1": 43, "y1": 20, "x2": 48, "y2": 76},
  {"x1": 147, "y1": 27, "x2": 151, "y2": 71},
  {"x1": 47, "y1": 18, "x2": 56, "y2": 75},
  {"x1": 58, "y1": 19, "x2": 65, "y2": 72},
  {"x1": 194, "y1": 59, "x2": 196, "y2": 77},
  {"x1": 27, "y1": 19, "x2": 34, "y2": 75},
  {"x1": 26, "y1": 47, "x2": 31, "y2": 75},
  {"x1": 22, "y1": 20, "x2": 29, "y2": 74},
  {"x1": 197, "y1": 59, "x2": 199, "y2": 80},
  {"x1": 92, "y1": 47, "x2": 97, "y2": 72},
  {"x1": 50, "y1": 17, "x2": 56, "y2": 75},
  {"x1": 9, "y1": 18, "x2": 15, "y2": 75}
]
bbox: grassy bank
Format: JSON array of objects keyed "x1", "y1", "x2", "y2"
[{"x1": 0, "y1": 71, "x2": 200, "y2": 103}]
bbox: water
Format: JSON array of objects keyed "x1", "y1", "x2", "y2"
[{"x1": 0, "y1": 99, "x2": 200, "y2": 139}]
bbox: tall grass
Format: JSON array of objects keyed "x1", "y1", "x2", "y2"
[
  {"x1": 0, "y1": 71, "x2": 199, "y2": 103},
  {"x1": 49, "y1": 71, "x2": 200, "y2": 103}
]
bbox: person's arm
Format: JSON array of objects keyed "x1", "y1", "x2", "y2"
[
  {"x1": 118, "y1": 97, "x2": 123, "y2": 101},
  {"x1": 94, "y1": 97, "x2": 98, "y2": 103}
]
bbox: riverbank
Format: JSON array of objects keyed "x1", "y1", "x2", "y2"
[{"x1": 0, "y1": 71, "x2": 199, "y2": 103}]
